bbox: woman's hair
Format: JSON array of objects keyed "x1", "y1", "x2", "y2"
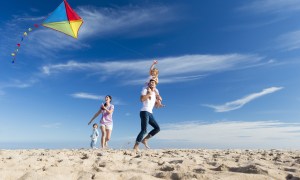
[
  {"x1": 104, "y1": 95, "x2": 112, "y2": 107},
  {"x1": 106, "y1": 95, "x2": 112, "y2": 102},
  {"x1": 93, "y1": 123, "x2": 98, "y2": 127}
]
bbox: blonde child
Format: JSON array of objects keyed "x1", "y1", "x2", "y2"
[{"x1": 147, "y1": 60, "x2": 164, "y2": 108}]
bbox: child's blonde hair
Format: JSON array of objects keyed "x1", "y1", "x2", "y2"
[{"x1": 151, "y1": 68, "x2": 159, "y2": 75}]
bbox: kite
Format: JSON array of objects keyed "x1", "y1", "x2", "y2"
[
  {"x1": 42, "y1": 0, "x2": 83, "y2": 39},
  {"x1": 11, "y1": 0, "x2": 83, "y2": 63}
]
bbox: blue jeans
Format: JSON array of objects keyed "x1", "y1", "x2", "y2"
[{"x1": 136, "y1": 111, "x2": 160, "y2": 143}]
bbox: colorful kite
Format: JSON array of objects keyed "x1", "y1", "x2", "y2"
[
  {"x1": 42, "y1": 0, "x2": 83, "y2": 39},
  {"x1": 11, "y1": 0, "x2": 83, "y2": 63}
]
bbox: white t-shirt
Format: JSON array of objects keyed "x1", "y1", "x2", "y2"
[{"x1": 140, "y1": 87, "x2": 157, "y2": 113}]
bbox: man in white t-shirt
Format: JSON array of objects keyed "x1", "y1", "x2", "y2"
[{"x1": 133, "y1": 79, "x2": 161, "y2": 151}]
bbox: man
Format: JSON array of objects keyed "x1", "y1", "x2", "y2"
[{"x1": 133, "y1": 79, "x2": 161, "y2": 151}]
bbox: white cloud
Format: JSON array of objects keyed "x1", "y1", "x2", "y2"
[
  {"x1": 276, "y1": 30, "x2": 300, "y2": 51},
  {"x1": 71, "y1": 92, "x2": 124, "y2": 105},
  {"x1": 0, "y1": 79, "x2": 37, "y2": 94},
  {"x1": 78, "y1": 5, "x2": 176, "y2": 38},
  {"x1": 71, "y1": 92, "x2": 103, "y2": 100},
  {"x1": 239, "y1": 0, "x2": 300, "y2": 14},
  {"x1": 41, "y1": 54, "x2": 269, "y2": 84},
  {"x1": 125, "y1": 74, "x2": 206, "y2": 85},
  {"x1": 157, "y1": 120, "x2": 300, "y2": 149},
  {"x1": 203, "y1": 87, "x2": 284, "y2": 112}
]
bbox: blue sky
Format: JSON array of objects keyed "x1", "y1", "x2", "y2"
[{"x1": 0, "y1": 0, "x2": 300, "y2": 149}]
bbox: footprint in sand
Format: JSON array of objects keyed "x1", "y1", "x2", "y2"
[
  {"x1": 286, "y1": 174, "x2": 300, "y2": 180},
  {"x1": 160, "y1": 165, "x2": 175, "y2": 171},
  {"x1": 193, "y1": 168, "x2": 205, "y2": 174},
  {"x1": 213, "y1": 164, "x2": 229, "y2": 171},
  {"x1": 169, "y1": 160, "x2": 183, "y2": 164},
  {"x1": 81, "y1": 154, "x2": 89, "y2": 160},
  {"x1": 229, "y1": 164, "x2": 268, "y2": 175}
]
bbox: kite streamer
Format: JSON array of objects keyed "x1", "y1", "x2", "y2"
[{"x1": 11, "y1": 24, "x2": 39, "y2": 63}]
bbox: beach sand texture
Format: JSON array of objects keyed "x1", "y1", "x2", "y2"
[{"x1": 0, "y1": 149, "x2": 299, "y2": 180}]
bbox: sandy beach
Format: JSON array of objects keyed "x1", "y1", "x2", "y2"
[{"x1": 0, "y1": 149, "x2": 299, "y2": 180}]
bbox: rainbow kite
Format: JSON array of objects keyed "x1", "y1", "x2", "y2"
[{"x1": 42, "y1": 0, "x2": 83, "y2": 39}]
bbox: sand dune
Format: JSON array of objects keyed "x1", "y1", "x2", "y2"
[{"x1": 0, "y1": 149, "x2": 299, "y2": 180}]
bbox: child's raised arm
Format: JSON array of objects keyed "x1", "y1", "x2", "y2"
[{"x1": 149, "y1": 60, "x2": 158, "y2": 75}]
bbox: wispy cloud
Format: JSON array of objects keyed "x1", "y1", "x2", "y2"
[
  {"x1": 78, "y1": 5, "x2": 176, "y2": 38},
  {"x1": 0, "y1": 79, "x2": 37, "y2": 95},
  {"x1": 70, "y1": 92, "x2": 124, "y2": 105},
  {"x1": 238, "y1": 0, "x2": 300, "y2": 14},
  {"x1": 276, "y1": 30, "x2": 300, "y2": 51},
  {"x1": 71, "y1": 92, "x2": 103, "y2": 100},
  {"x1": 41, "y1": 54, "x2": 270, "y2": 84},
  {"x1": 157, "y1": 120, "x2": 300, "y2": 149},
  {"x1": 203, "y1": 87, "x2": 283, "y2": 112}
]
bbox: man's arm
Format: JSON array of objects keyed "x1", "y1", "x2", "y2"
[
  {"x1": 140, "y1": 88, "x2": 153, "y2": 102},
  {"x1": 140, "y1": 94, "x2": 151, "y2": 102}
]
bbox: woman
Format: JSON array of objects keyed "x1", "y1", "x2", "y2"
[{"x1": 88, "y1": 95, "x2": 114, "y2": 149}]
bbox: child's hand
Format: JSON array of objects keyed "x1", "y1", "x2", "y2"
[{"x1": 153, "y1": 60, "x2": 158, "y2": 64}]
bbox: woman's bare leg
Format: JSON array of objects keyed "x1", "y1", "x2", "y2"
[
  {"x1": 100, "y1": 126, "x2": 106, "y2": 148},
  {"x1": 105, "y1": 129, "x2": 112, "y2": 148}
]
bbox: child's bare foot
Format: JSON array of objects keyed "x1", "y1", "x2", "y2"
[{"x1": 142, "y1": 139, "x2": 150, "y2": 149}]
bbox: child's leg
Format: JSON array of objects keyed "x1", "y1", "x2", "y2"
[
  {"x1": 155, "y1": 95, "x2": 165, "y2": 108},
  {"x1": 91, "y1": 139, "x2": 96, "y2": 148}
]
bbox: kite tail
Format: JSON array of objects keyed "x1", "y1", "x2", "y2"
[{"x1": 11, "y1": 24, "x2": 39, "y2": 63}]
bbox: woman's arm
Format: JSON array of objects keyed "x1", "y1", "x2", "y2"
[
  {"x1": 88, "y1": 109, "x2": 102, "y2": 125},
  {"x1": 102, "y1": 104, "x2": 114, "y2": 114}
]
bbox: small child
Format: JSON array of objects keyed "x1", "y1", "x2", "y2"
[
  {"x1": 90, "y1": 123, "x2": 99, "y2": 149},
  {"x1": 147, "y1": 60, "x2": 164, "y2": 108}
]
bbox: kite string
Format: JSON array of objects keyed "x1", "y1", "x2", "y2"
[{"x1": 103, "y1": 38, "x2": 148, "y2": 59}]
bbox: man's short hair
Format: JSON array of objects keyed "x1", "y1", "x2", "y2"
[{"x1": 149, "y1": 79, "x2": 157, "y2": 84}]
